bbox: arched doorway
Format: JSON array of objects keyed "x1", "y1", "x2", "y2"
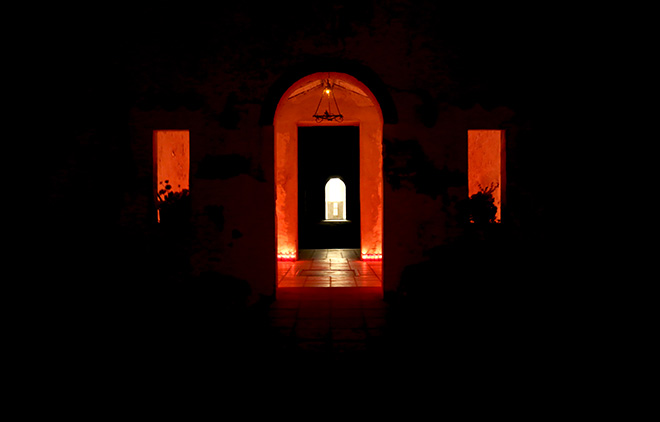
[
  {"x1": 274, "y1": 72, "x2": 383, "y2": 262},
  {"x1": 325, "y1": 177, "x2": 346, "y2": 220}
]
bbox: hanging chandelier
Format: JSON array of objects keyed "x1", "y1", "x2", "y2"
[{"x1": 313, "y1": 79, "x2": 343, "y2": 122}]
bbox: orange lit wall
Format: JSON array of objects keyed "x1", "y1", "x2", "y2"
[
  {"x1": 274, "y1": 73, "x2": 383, "y2": 260},
  {"x1": 468, "y1": 130, "x2": 505, "y2": 222},
  {"x1": 153, "y1": 130, "x2": 190, "y2": 216}
]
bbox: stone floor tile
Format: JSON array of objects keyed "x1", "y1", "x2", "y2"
[
  {"x1": 297, "y1": 307, "x2": 330, "y2": 319},
  {"x1": 330, "y1": 318, "x2": 365, "y2": 329},
  {"x1": 299, "y1": 300, "x2": 331, "y2": 309},
  {"x1": 295, "y1": 328, "x2": 329, "y2": 340},
  {"x1": 331, "y1": 299, "x2": 362, "y2": 309},
  {"x1": 331, "y1": 328, "x2": 368, "y2": 341},
  {"x1": 332, "y1": 342, "x2": 367, "y2": 354},
  {"x1": 330, "y1": 280, "x2": 356, "y2": 287},
  {"x1": 270, "y1": 318, "x2": 297, "y2": 328},
  {"x1": 305, "y1": 281, "x2": 331, "y2": 287},
  {"x1": 331, "y1": 309, "x2": 363, "y2": 319},
  {"x1": 271, "y1": 250, "x2": 388, "y2": 357},
  {"x1": 357, "y1": 280, "x2": 381, "y2": 287},
  {"x1": 279, "y1": 280, "x2": 305, "y2": 287},
  {"x1": 268, "y1": 308, "x2": 298, "y2": 318},
  {"x1": 365, "y1": 317, "x2": 387, "y2": 329},
  {"x1": 297, "y1": 341, "x2": 330, "y2": 353}
]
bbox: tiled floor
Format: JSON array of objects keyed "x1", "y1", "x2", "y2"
[
  {"x1": 270, "y1": 249, "x2": 386, "y2": 357},
  {"x1": 269, "y1": 286, "x2": 388, "y2": 355},
  {"x1": 277, "y1": 249, "x2": 382, "y2": 288}
]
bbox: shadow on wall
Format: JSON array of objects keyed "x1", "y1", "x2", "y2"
[
  {"x1": 392, "y1": 200, "x2": 568, "y2": 348},
  {"x1": 196, "y1": 153, "x2": 265, "y2": 182},
  {"x1": 384, "y1": 138, "x2": 465, "y2": 201}
]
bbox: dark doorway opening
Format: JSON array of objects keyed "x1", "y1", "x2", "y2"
[{"x1": 298, "y1": 126, "x2": 360, "y2": 249}]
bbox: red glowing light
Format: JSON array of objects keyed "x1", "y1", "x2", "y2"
[
  {"x1": 361, "y1": 253, "x2": 382, "y2": 261},
  {"x1": 153, "y1": 130, "x2": 190, "y2": 223},
  {"x1": 468, "y1": 130, "x2": 505, "y2": 222},
  {"x1": 277, "y1": 252, "x2": 297, "y2": 261}
]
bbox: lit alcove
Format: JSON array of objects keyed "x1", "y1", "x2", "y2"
[
  {"x1": 324, "y1": 177, "x2": 346, "y2": 221},
  {"x1": 153, "y1": 130, "x2": 190, "y2": 223},
  {"x1": 468, "y1": 129, "x2": 505, "y2": 222}
]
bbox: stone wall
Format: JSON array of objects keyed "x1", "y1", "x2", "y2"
[{"x1": 49, "y1": 2, "x2": 552, "y2": 305}]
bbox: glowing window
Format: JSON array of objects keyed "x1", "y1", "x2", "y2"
[
  {"x1": 325, "y1": 178, "x2": 346, "y2": 220},
  {"x1": 468, "y1": 130, "x2": 505, "y2": 222},
  {"x1": 153, "y1": 130, "x2": 190, "y2": 223}
]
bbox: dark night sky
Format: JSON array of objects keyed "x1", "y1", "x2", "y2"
[{"x1": 57, "y1": 2, "x2": 563, "y2": 112}]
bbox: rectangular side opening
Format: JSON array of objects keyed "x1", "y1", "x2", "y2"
[
  {"x1": 468, "y1": 129, "x2": 506, "y2": 222},
  {"x1": 153, "y1": 130, "x2": 190, "y2": 223}
]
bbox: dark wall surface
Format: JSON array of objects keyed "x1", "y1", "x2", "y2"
[{"x1": 47, "y1": 2, "x2": 566, "y2": 302}]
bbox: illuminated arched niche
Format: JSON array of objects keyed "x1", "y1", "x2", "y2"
[
  {"x1": 325, "y1": 177, "x2": 346, "y2": 220},
  {"x1": 274, "y1": 72, "x2": 383, "y2": 261}
]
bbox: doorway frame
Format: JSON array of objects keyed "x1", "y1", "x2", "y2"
[
  {"x1": 274, "y1": 72, "x2": 384, "y2": 263},
  {"x1": 297, "y1": 125, "x2": 361, "y2": 249}
]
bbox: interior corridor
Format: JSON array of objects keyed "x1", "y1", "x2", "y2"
[{"x1": 277, "y1": 249, "x2": 382, "y2": 288}]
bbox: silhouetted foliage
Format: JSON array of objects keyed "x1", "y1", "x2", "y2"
[
  {"x1": 456, "y1": 183, "x2": 499, "y2": 226},
  {"x1": 156, "y1": 180, "x2": 191, "y2": 225}
]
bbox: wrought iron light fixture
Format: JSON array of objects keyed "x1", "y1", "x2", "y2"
[{"x1": 313, "y1": 79, "x2": 343, "y2": 122}]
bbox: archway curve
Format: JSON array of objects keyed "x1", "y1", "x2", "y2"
[
  {"x1": 274, "y1": 72, "x2": 384, "y2": 262},
  {"x1": 260, "y1": 58, "x2": 397, "y2": 126}
]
